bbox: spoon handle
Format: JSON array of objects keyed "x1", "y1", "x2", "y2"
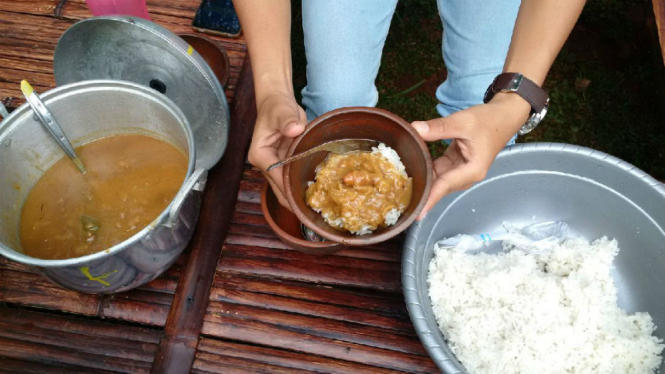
[
  {"x1": 266, "y1": 139, "x2": 379, "y2": 172},
  {"x1": 266, "y1": 143, "x2": 329, "y2": 172},
  {"x1": 21, "y1": 80, "x2": 87, "y2": 174}
]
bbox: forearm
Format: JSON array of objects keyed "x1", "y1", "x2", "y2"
[
  {"x1": 504, "y1": 0, "x2": 587, "y2": 86},
  {"x1": 490, "y1": 0, "x2": 586, "y2": 130},
  {"x1": 233, "y1": 0, "x2": 294, "y2": 103}
]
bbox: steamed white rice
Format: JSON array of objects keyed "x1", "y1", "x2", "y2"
[
  {"x1": 372, "y1": 143, "x2": 407, "y2": 177},
  {"x1": 428, "y1": 236, "x2": 664, "y2": 374},
  {"x1": 315, "y1": 143, "x2": 407, "y2": 235}
]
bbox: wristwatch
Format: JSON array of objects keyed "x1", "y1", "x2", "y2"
[{"x1": 483, "y1": 72, "x2": 549, "y2": 135}]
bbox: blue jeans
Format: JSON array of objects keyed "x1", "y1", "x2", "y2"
[{"x1": 300, "y1": 0, "x2": 521, "y2": 144}]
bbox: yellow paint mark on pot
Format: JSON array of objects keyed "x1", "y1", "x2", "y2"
[{"x1": 79, "y1": 267, "x2": 118, "y2": 286}]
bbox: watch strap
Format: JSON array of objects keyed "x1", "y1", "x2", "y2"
[{"x1": 484, "y1": 73, "x2": 548, "y2": 114}]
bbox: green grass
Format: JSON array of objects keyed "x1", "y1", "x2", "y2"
[{"x1": 291, "y1": 0, "x2": 665, "y2": 179}]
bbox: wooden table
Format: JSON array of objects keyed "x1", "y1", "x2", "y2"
[{"x1": 0, "y1": 1, "x2": 438, "y2": 373}]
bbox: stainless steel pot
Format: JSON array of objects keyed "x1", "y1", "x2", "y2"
[{"x1": 0, "y1": 80, "x2": 207, "y2": 294}]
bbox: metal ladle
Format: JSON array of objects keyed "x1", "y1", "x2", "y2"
[
  {"x1": 301, "y1": 223, "x2": 327, "y2": 242},
  {"x1": 20, "y1": 80, "x2": 87, "y2": 174},
  {"x1": 0, "y1": 101, "x2": 9, "y2": 119}
]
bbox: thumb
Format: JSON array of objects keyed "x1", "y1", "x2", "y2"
[
  {"x1": 412, "y1": 115, "x2": 466, "y2": 142},
  {"x1": 276, "y1": 107, "x2": 306, "y2": 138}
]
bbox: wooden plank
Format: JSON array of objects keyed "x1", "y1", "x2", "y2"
[
  {"x1": 0, "y1": 337, "x2": 153, "y2": 374},
  {"x1": 0, "y1": 308, "x2": 161, "y2": 343},
  {"x1": 654, "y1": 0, "x2": 665, "y2": 66},
  {"x1": 0, "y1": 257, "x2": 36, "y2": 272},
  {"x1": 200, "y1": 317, "x2": 437, "y2": 374},
  {"x1": 0, "y1": 357, "x2": 115, "y2": 374},
  {"x1": 0, "y1": 269, "x2": 101, "y2": 315},
  {"x1": 231, "y1": 211, "x2": 268, "y2": 226},
  {"x1": 209, "y1": 287, "x2": 414, "y2": 333},
  {"x1": 242, "y1": 166, "x2": 264, "y2": 181},
  {"x1": 227, "y1": 223, "x2": 278, "y2": 238},
  {"x1": 194, "y1": 351, "x2": 312, "y2": 374},
  {"x1": 100, "y1": 294, "x2": 172, "y2": 326},
  {"x1": 0, "y1": 308, "x2": 161, "y2": 373},
  {"x1": 196, "y1": 338, "x2": 405, "y2": 374},
  {"x1": 151, "y1": 57, "x2": 257, "y2": 373},
  {"x1": 234, "y1": 201, "x2": 264, "y2": 215},
  {"x1": 0, "y1": 323, "x2": 158, "y2": 363},
  {"x1": 0, "y1": 2, "x2": 246, "y2": 108},
  {"x1": 204, "y1": 302, "x2": 424, "y2": 355},
  {"x1": 224, "y1": 243, "x2": 399, "y2": 271},
  {"x1": 0, "y1": 263, "x2": 180, "y2": 325},
  {"x1": 219, "y1": 244, "x2": 401, "y2": 291},
  {"x1": 211, "y1": 274, "x2": 409, "y2": 316},
  {"x1": 225, "y1": 229, "x2": 404, "y2": 262}
]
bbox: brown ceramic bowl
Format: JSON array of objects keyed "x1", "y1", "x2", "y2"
[
  {"x1": 261, "y1": 183, "x2": 346, "y2": 255},
  {"x1": 178, "y1": 34, "x2": 230, "y2": 88},
  {"x1": 283, "y1": 107, "x2": 433, "y2": 246}
]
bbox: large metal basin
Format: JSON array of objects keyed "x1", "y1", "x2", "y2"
[
  {"x1": 0, "y1": 80, "x2": 207, "y2": 293},
  {"x1": 403, "y1": 143, "x2": 665, "y2": 373}
]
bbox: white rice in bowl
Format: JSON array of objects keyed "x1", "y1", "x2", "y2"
[{"x1": 428, "y1": 236, "x2": 664, "y2": 374}]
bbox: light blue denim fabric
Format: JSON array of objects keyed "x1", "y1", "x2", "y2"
[{"x1": 301, "y1": 0, "x2": 521, "y2": 144}]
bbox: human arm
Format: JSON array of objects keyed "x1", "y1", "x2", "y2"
[
  {"x1": 233, "y1": 0, "x2": 307, "y2": 207},
  {"x1": 412, "y1": 0, "x2": 587, "y2": 219}
]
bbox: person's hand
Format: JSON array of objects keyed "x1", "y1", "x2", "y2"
[
  {"x1": 248, "y1": 91, "x2": 308, "y2": 209},
  {"x1": 411, "y1": 93, "x2": 531, "y2": 220}
]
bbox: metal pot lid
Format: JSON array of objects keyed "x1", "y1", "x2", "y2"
[{"x1": 53, "y1": 16, "x2": 229, "y2": 170}]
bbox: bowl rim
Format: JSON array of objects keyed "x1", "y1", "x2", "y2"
[
  {"x1": 260, "y1": 182, "x2": 345, "y2": 250},
  {"x1": 401, "y1": 142, "x2": 665, "y2": 374},
  {"x1": 177, "y1": 33, "x2": 231, "y2": 88},
  {"x1": 283, "y1": 106, "x2": 433, "y2": 246}
]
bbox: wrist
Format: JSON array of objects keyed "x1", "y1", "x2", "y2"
[
  {"x1": 254, "y1": 72, "x2": 294, "y2": 105},
  {"x1": 488, "y1": 92, "x2": 532, "y2": 132}
]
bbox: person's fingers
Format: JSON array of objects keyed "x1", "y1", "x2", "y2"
[
  {"x1": 264, "y1": 168, "x2": 292, "y2": 211},
  {"x1": 417, "y1": 163, "x2": 486, "y2": 220},
  {"x1": 411, "y1": 113, "x2": 469, "y2": 142},
  {"x1": 249, "y1": 139, "x2": 294, "y2": 210}
]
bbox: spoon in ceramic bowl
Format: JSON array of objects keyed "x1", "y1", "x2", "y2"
[
  {"x1": 20, "y1": 80, "x2": 87, "y2": 174},
  {"x1": 267, "y1": 138, "x2": 379, "y2": 172}
]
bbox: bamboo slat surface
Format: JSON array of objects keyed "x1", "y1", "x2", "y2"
[
  {"x1": 198, "y1": 167, "x2": 438, "y2": 373},
  {"x1": 0, "y1": 0, "x2": 246, "y2": 109},
  {"x1": 0, "y1": 307, "x2": 162, "y2": 373},
  {"x1": 0, "y1": 255, "x2": 182, "y2": 325}
]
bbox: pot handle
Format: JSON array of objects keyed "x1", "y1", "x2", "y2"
[{"x1": 165, "y1": 167, "x2": 208, "y2": 228}]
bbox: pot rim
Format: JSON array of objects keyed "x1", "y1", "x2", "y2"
[{"x1": 0, "y1": 79, "x2": 197, "y2": 267}]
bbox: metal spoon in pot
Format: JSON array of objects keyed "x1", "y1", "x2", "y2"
[
  {"x1": 20, "y1": 80, "x2": 87, "y2": 174},
  {"x1": 267, "y1": 139, "x2": 379, "y2": 172},
  {"x1": 0, "y1": 101, "x2": 9, "y2": 119}
]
